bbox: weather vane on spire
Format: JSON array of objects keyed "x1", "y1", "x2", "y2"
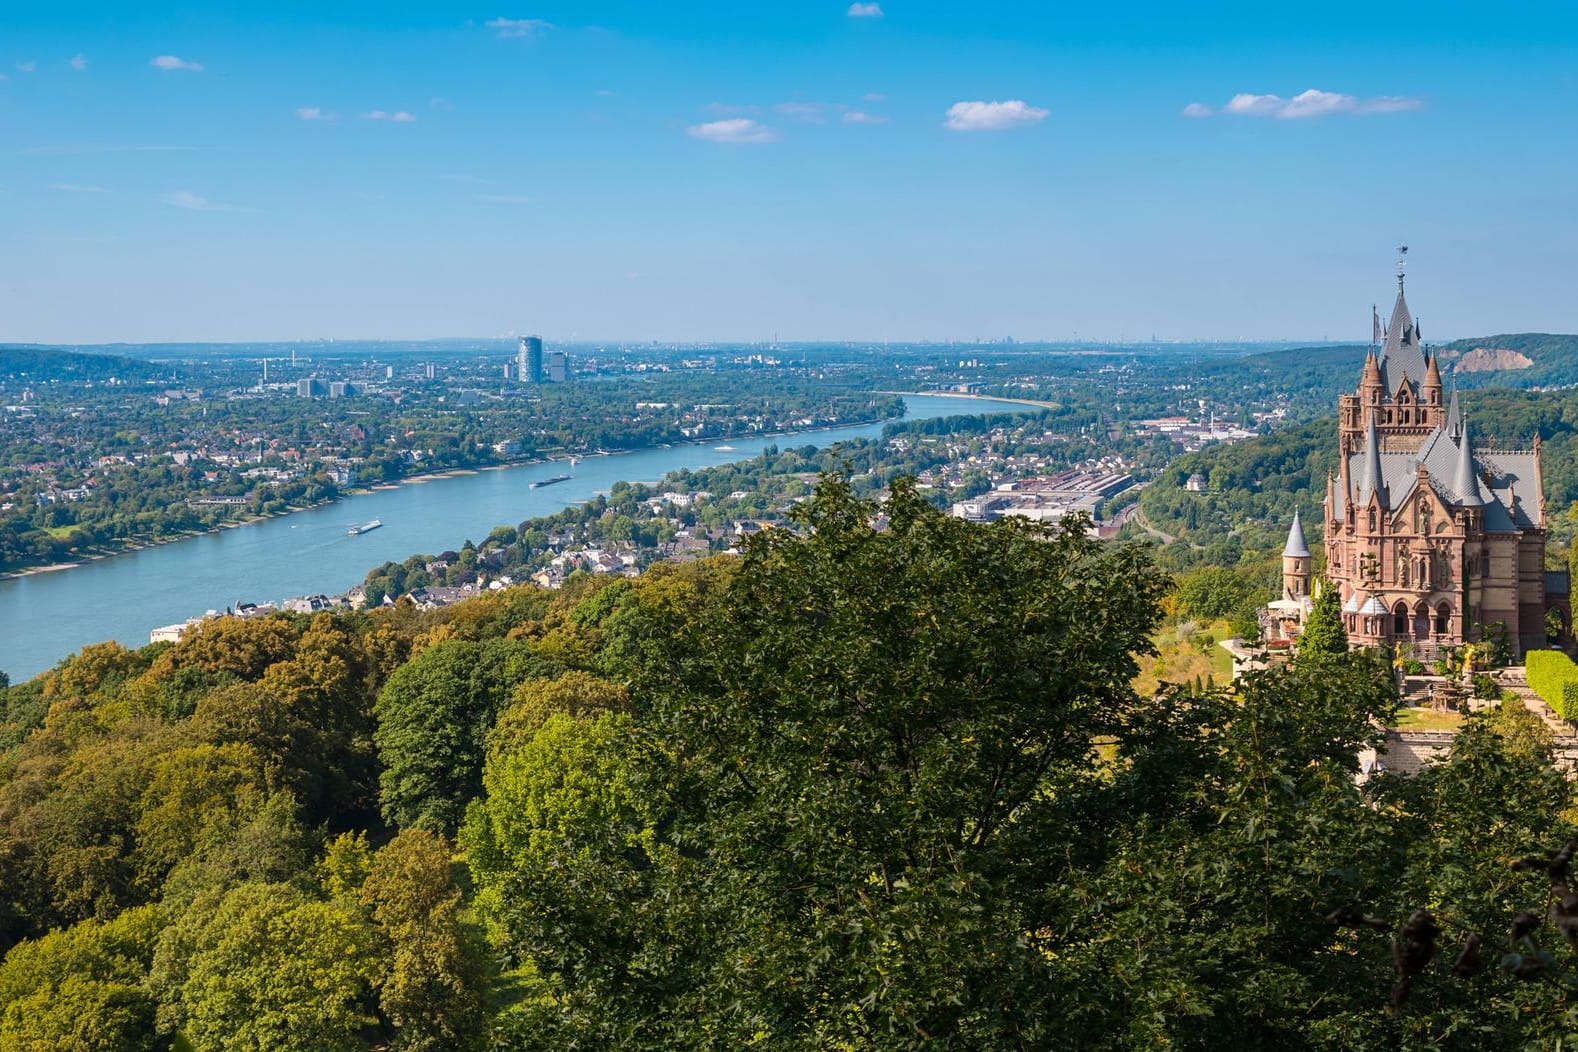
[{"x1": 1396, "y1": 243, "x2": 1409, "y2": 286}]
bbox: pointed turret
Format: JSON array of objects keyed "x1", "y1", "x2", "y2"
[
  {"x1": 1446, "y1": 384, "x2": 1462, "y2": 439},
  {"x1": 1283, "y1": 507, "x2": 1311, "y2": 558},
  {"x1": 1424, "y1": 349, "x2": 1442, "y2": 393},
  {"x1": 1359, "y1": 413, "x2": 1386, "y2": 509},
  {"x1": 1453, "y1": 422, "x2": 1486, "y2": 508},
  {"x1": 1360, "y1": 350, "x2": 1384, "y2": 403},
  {"x1": 1282, "y1": 507, "x2": 1311, "y2": 600}
]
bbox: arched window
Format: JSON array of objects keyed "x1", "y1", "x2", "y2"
[
  {"x1": 1435, "y1": 602, "x2": 1451, "y2": 636},
  {"x1": 1393, "y1": 601, "x2": 1409, "y2": 637},
  {"x1": 1369, "y1": 509, "x2": 1378, "y2": 532}
]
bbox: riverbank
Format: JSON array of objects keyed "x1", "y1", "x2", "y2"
[
  {"x1": 0, "y1": 394, "x2": 1011, "y2": 682},
  {"x1": 0, "y1": 410, "x2": 908, "y2": 583},
  {"x1": 872, "y1": 390, "x2": 1061, "y2": 411}
]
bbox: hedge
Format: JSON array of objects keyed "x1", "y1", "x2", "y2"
[{"x1": 1526, "y1": 649, "x2": 1578, "y2": 720}]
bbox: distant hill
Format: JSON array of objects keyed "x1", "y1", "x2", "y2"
[
  {"x1": 0, "y1": 347, "x2": 161, "y2": 383},
  {"x1": 1435, "y1": 333, "x2": 1578, "y2": 389}
]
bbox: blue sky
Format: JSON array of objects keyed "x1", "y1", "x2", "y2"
[{"x1": 2, "y1": 2, "x2": 1575, "y2": 343}]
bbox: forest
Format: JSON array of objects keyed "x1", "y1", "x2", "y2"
[{"x1": 2, "y1": 478, "x2": 1577, "y2": 1048}]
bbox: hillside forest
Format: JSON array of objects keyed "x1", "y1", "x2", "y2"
[{"x1": 1, "y1": 478, "x2": 1576, "y2": 1048}]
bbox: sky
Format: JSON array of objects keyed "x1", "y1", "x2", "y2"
[{"x1": 1, "y1": 2, "x2": 1576, "y2": 344}]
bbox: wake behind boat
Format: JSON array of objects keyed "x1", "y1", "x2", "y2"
[{"x1": 347, "y1": 519, "x2": 382, "y2": 536}]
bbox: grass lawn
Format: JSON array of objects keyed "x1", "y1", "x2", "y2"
[
  {"x1": 1391, "y1": 706, "x2": 1464, "y2": 731},
  {"x1": 1135, "y1": 618, "x2": 1235, "y2": 696},
  {"x1": 44, "y1": 524, "x2": 81, "y2": 539}
]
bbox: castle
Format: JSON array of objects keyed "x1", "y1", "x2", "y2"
[{"x1": 1276, "y1": 255, "x2": 1565, "y2": 659}]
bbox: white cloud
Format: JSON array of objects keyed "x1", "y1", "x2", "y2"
[
  {"x1": 943, "y1": 99, "x2": 1048, "y2": 132},
  {"x1": 296, "y1": 106, "x2": 338, "y2": 121},
  {"x1": 1278, "y1": 89, "x2": 1355, "y2": 119},
  {"x1": 1222, "y1": 92, "x2": 1286, "y2": 116},
  {"x1": 848, "y1": 2, "x2": 884, "y2": 16},
  {"x1": 151, "y1": 55, "x2": 203, "y2": 72},
  {"x1": 16, "y1": 62, "x2": 36, "y2": 73},
  {"x1": 486, "y1": 17, "x2": 554, "y2": 38},
  {"x1": 52, "y1": 183, "x2": 109, "y2": 193},
  {"x1": 1211, "y1": 88, "x2": 1422, "y2": 120},
  {"x1": 68, "y1": 54, "x2": 88, "y2": 71},
  {"x1": 361, "y1": 110, "x2": 417, "y2": 122},
  {"x1": 686, "y1": 118, "x2": 778, "y2": 144},
  {"x1": 1181, "y1": 102, "x2": 1213, "y2": 118},
  {"x1": 161, "y1": 191, "x2": 243, "y2": 212},
  {"x1": 862, "y1": 92, "x2": 886, "y2": 102},
  {"x1": 843, "y1": 110, "x2": 888, "y2": 124},
  {"x1": 430, "y1": 96, "x2": 453, "y2": 110}
]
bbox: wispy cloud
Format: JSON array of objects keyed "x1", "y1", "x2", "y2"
[
  {"x1": 52, "y1": 183, "x2": 109, "y2": 193},
  {"x1": 435, "y1": 174, "x2": 500, "y2": 185},
  {"x1": 478, "y1": 193, "x2": 531, "y2": 205},
  {"x1": 296, "y1": 106, "x2": 336, "y2": 121},
  {"x1": 68, "y1": 53, "x2": 88, "y2": 71},
  {"x1": 429, "y1": 96, "x2": 453, "y2": 110},
  {"x1": 848, "y1": 2, "x2": 884, "y2": 16},
  {"x1": 843, "y1": 111, "x2": 888, "y2": 124},
  {"x1": 705, "y1": 102, "x2": 759, "y2": 116},
  {"x1": 943, "y1": 99, "x2": 1048, "y2": 132},
  {"x1": 161, "y1": 191, "x2": 244, "y2": 212},
  {"x1": 361, "y1": 110, "x2": 417, "y2": 122},
  {"x1": 1192, "y1": 88, "x2": 1424, "y2": 120},
  {"x1": 486, "y1": 17, "x2": 554, "y2": 38},
  {"x1": 151, "y1": 55, "x2": 203, "y2": 72},
  {"x1": 16, "y1": 62, "x2": 36, "y2": 74},
  {"x1": 686, "y1": 118, "x2": 778, "y2": 144},
  {"x1": 862, "y1": 92, "x2": 886, "y2": 102}
]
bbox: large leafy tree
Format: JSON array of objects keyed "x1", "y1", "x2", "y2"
[
  {"x1": 468, "y1": 476, "x2": 1170, "y2": 1046},
  {"x1": 1299, "y1": 577, "x2": 1348, "y2": 658},
  {"x1": 150, "y1": 882, "x2": 378, "y2": 1052},
  {"x1": 359, "y1": 830, "x2": 486, "y2": 1051},
  {"x1": 374, "y1": 639, "x2": 552, "y2": 833}
]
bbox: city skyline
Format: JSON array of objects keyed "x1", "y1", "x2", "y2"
[{"x1": 2, "y1": 1, "x2": 1576, "y2": 343}]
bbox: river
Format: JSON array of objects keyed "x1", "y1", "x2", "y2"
[{"x1": 0, "y1": 394, "x2": 1030, "y2": 681}]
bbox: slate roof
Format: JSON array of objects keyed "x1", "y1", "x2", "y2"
[
  {"x1": 1283, "y1": 507, "x2": 1311, "y2": 558},
  {"x1": 1342, "y1": 424, "x2": 1542, "y2": 529},
  {"x1": 1377, "y1": 282, "x2": 1427, "y2": 396}
]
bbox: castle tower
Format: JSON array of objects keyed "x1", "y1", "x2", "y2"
[{"x1": 1283, "y1": 507, "x2": 1311, "y2": 600}]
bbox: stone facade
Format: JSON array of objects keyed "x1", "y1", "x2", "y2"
[{"x1": 1292, "y1": 266, "x2": 1556, "y2": 658}]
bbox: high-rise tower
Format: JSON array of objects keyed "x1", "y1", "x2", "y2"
[{"x1": 519, "y1": 336, "x2": 544, "y2": 383}]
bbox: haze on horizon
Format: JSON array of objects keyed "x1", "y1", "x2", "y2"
[{"x1": 2, "y1": 1, "x2": 1575, "y2": 345}]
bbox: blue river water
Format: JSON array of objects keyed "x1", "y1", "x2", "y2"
[{"x1": 0, "y1": 395, "x2": 1029, "y2": 681}]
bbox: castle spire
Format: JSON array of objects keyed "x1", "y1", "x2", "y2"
[
  {"x1": 1454, "y1": 421, "x2": 1486, "y2": 508},
  {"x1": 1283, "y1": 507, "x2": 1311, "y2": 558},
  {"x1": 1359, "y1": 412, "x2": 1386, "y2": 509},
  {"x1": 1446, "y1": 383, "x2": 1462, "y2": 439}
]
